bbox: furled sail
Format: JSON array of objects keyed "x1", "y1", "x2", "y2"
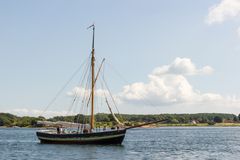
[{"x1": 105, "y1": 98, "x2": 123, "y2": 126}]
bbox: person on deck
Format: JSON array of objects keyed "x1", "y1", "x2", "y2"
[{"x1": 57, "y1": 127, "x2": 60, "y2": 134}]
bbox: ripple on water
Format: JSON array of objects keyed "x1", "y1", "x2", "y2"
[{"x1": 1, "y1": 127, "x2": 240, "y2": 160}]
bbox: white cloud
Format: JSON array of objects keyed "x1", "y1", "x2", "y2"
[
  {"x1": 206, "y1": 0, "x2": 240, "y2": 37},
  {"x1": 206, "y1": 0, "x2": 240, "y2": 24},
  {"x1": 119, "y1": 74, "x2": 197, "y2": 106},
  {"x1": 152, "y1": 57, "x2": 214, "y2": 76},
  {"x1": 118, "y1": 58, "x2": 240, "y2": 108}
]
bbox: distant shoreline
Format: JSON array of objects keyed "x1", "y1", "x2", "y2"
[
  {"x1": 141, "y1": 123, "x2": 240, "y2": 128},
  {"x1": 1, "y1": 112, "x2": 240, "y2": 128},
  {"x1": 1, "y1": 123, "x2": 240, "y2": 128}
]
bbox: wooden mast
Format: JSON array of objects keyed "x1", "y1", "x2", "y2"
[{"x1": 89, "y1": 24, "x2": 95, "y2": 131}]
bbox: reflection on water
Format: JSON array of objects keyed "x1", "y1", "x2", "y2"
[{"x1": 1, "y1": 127, "x2": 240, "y2": 160}]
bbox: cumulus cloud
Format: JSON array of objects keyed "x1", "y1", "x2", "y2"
[
  {"x1": 152, "y1": 57, "x2": 214, "y2": 76},
  {"x1": 118, "y1": 58, "x2": 239, "y2": 107},
  {"x1": 206, "y1": 0, "x2": 240, "y2": 37},
  {"x1": 119, "y1": 74, "x2": 197, "y2": 106},
  {"x1": 206, "y1": 0, "x2": 240, "y2": 24}
]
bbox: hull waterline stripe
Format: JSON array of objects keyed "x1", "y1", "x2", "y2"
[{"x1": 38, "y1": 134, "x2": 125, "y2": 142}]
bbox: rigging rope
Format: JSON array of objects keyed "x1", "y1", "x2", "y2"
[
  {"x1": 76, "y1": 64, "x2": 92, "y2": 130},
  {"x1": 40, "y1": 57, "x2": 89, "y2": 117},
  {"x1": 66, "y1": 59, "x2": 91, "y2": 116},
  {"x1": 101, "y1": 74, "x2": 121, "y2": 115}
]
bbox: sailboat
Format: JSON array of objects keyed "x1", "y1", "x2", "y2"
[
  {"x1": 36, "y1": 25, "x2": 165, "y2": 144},
  {"x1": 36, "y1": 25, "x2": 127, "y2": 144}
]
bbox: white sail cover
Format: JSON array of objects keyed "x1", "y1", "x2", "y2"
[{"x1": 37, "y1": 121, "x2": 90, "y2": 128}]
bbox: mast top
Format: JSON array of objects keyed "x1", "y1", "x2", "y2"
[{"x1": 87, "y1": 24, "x2": 95, "y2": 50}]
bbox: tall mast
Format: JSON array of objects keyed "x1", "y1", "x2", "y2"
[{"x1": 88, "y1": 24, "x2": 95, "y2": 130}]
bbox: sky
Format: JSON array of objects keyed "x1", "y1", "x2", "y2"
[{"x1": 1, "y1": 0, "x2": 240, "y2": 117}]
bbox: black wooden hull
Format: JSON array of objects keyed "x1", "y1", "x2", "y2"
[{"x1": 36, "y1": 129, "x2": 126, "y2": 144}]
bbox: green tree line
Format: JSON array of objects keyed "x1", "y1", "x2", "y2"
[{"x1": 0, "y1": 112, "x2": 240, "y2": 127}]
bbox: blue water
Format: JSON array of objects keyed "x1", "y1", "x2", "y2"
[{"x1": 1, "y1": 127, "x2": 240, "y2": 160}]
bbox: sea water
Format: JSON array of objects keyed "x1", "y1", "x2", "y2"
[{"x1": 1, "y1": 127, "x2": 240, "y2": 160}]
